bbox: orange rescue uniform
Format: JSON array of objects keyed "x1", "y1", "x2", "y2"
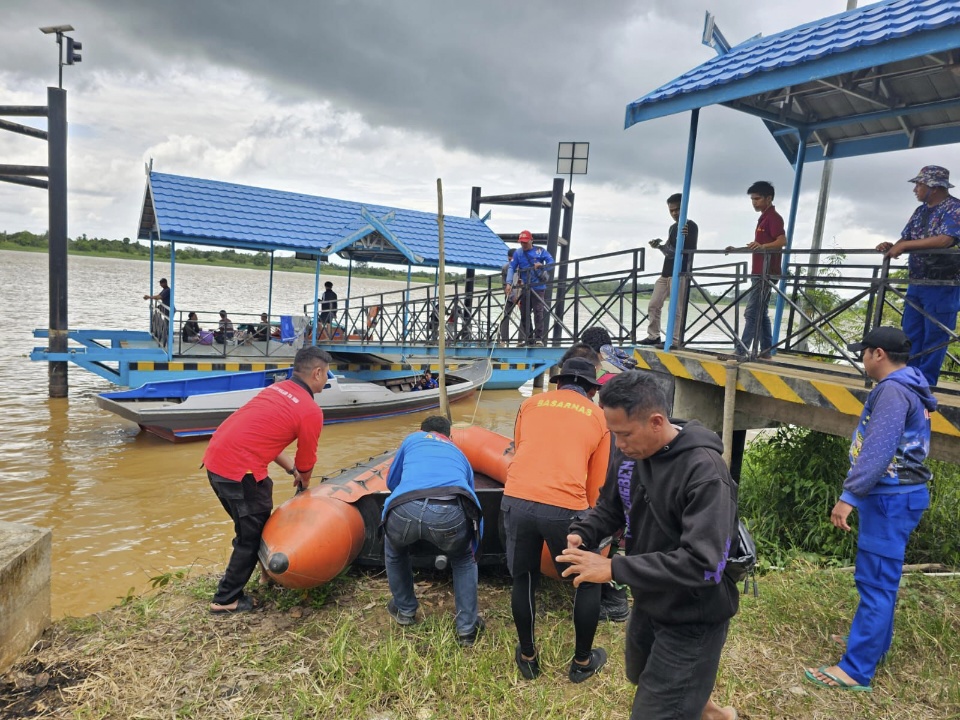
[{"x1": 505, "y1": 388, "x2": 610, "y2": 510}]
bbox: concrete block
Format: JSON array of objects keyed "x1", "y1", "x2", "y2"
[{"x1": 0, "y1": 520, "x2": 52, "y2": 673}]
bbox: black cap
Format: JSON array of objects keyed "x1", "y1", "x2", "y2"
[
  {"x1": 549, "y1": 357, "x2": 601, "y2": 387},
  {"x1": 847, "y1": 326, "x2": 911, "y2": 354}
]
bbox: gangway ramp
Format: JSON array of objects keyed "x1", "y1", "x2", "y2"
[{"x1": 634, "y1": 348, "x2": 960, "y2": 465}]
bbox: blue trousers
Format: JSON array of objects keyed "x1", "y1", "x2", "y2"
[
  {"x1": 902, "y1": 283, "x2": 960, "y2": 386},
  {"x1": 384, "y1": 498, "x2": 478, "y2": 635},
  {"x1": 838, "y1": 488, "x2": 928, "y2": 686}
]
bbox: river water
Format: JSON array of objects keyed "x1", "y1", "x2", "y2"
[{"x1": 0, "y1": 250, "x2": 527, "y2": 617}]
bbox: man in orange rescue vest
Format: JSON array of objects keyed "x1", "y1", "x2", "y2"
[
  {"x1": 204, "y1": 346, "x2": 332, "y2": 614},
  {"x1": 502, "y1": 356, "x2": 611, "y2": 683}
]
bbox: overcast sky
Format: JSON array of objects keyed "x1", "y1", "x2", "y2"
[{"x1": 0, "y1": 0, "x2": 950, "y2": 269}]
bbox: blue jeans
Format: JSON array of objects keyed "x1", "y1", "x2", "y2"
[
  {"x1": 740, "y1": 277, "x2": 772, "y2": 355},
  {"x1": 902, "y1": 284, "x2": 960, "y2": 386},
  {"x1": 384, "y1": 498, "x2": 478, "y2": 635},
  {"x1": 839, "y1": 488, "x2": 928, "y2": 686},
  {"x1": 626, "y1": 606, "x2": 729, "y2": 720}
]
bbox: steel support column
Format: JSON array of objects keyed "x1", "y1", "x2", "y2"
[
  {"x1": 664, "y1": 108, "x2": 700, "y2": 352},
  {"x1": 772, "y1": 130, "x2": 809, "y2": 347},
  {"x1": 47, "y1": 87, "x2": 68, "y2": 397}
]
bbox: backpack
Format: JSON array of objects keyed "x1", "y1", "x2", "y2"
[{"x1": 634, "y1": 474, "x2": 758, "y2": 596}]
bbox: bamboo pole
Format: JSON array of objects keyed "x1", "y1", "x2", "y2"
[{"x1": 437, "y1": 178, "x2": 451, "y2": 420}]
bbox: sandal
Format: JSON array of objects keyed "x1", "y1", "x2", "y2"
[
  {"x1": 210, "y1": 595, "x2": 257, "y2": 615},
  {"x1": 804, "y1": 666, "x2": 871, "y2": 692}
]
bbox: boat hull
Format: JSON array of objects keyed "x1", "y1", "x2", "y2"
[{"x1": 96, "y1": 361, "x2": 491, "y2": 441}]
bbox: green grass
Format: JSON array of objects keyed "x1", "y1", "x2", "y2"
[{"x1": 2, "y1": 567, "x2": 958, "y2": 719}]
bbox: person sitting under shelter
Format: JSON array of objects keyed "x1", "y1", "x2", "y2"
[
  {"x1": 214, "y1": 310, "x2": 235, "y2": 344},
  {"x1": 181, "y1": 312, "x2": 201, "y2": 343},
  {"x1": 252, "y1": 313, "x2": 271, "y2": 341}
]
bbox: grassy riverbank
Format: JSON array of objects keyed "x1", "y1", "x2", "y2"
[{"x1": 1, "y1": 567, "x2": 957, "y2": 719}]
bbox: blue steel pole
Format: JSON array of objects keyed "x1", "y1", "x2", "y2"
[
  {"x1": 664, "y1": 108, "x2": 699, "y2": 352},
  {"x1": 311, "y1": 257, "x2": 321, "y2": 345},
  {"x1": 167, "y1": 242, "x2": 175, "y2": 359},
  {"x1": 771, "y1": 130, "x2": 808, "y2": 348},
  {"x1": 267, "y1": 251, "x2": 274, "y2": 328}
]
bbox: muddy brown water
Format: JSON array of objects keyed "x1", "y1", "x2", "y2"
[{"x1": 0, "y1": 251, "x2": 527, "y2": 617}]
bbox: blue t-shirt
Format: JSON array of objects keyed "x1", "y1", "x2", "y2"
[{"x1": 900, "y1": 195, "x2": 960, "y2": 281}]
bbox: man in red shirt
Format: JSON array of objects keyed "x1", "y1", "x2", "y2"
[
  {"x1": 204, "y1": 346, "x2": 332, "y2": 613},
  {"x1": 726, "y1": 181, "x2": 786, "y2": 359}
]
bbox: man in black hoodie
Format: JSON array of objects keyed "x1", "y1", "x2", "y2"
[{"x1": 558, "y1": 371, "x2": 739, "y2": 720}]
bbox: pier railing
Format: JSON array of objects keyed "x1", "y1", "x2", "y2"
[
  {"x1": 147, "y1": 245, "x2": 958, "y2": 385},
  {"x1": 304, "y1": 245, "x2": 957, "y2": 384}
]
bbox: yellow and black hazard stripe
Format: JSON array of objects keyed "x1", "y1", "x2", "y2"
[{"x1": 631, "y1": 348, "x2": 960, "y2": 439}]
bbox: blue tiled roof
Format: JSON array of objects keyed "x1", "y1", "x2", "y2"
[
  {"x1": 139, "y1": 172, "x2": 507, "y2": 270},
  {"x1": 626, "y1": 0, "x2": 960, "y2": 127}
]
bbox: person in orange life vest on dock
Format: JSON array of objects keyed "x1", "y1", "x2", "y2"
[
  {"x1": 204, "y1": 347, "x2": 332, "y2": 614},
  {"x1": 503, "y1": 356, "x2": 611, "y2": 683},
  {"x1": 504, "y1": 230, "x2": 554, "y2": 347}
]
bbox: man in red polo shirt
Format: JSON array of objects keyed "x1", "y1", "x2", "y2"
[
  {"x1": 204, "y1": 346, "x2": 332, "y2": 613},
  {"x1": 727, "y1": 181, "x2": 786, "y2": 359}
]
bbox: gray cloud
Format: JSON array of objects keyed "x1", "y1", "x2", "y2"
[{"x1": 1, "y1": 0, "x2": 950, "y2": 248}]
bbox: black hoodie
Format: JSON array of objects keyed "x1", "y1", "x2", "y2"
[{"x1": 569, "y1": 420, "x2": 740, "y2": 625}]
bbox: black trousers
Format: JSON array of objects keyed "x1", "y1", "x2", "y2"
[
  {"x1": 209, "y1": 471, "x2": 273, "y2": 605},
  {"x1": 502, "y1": 496, "x2": 601, "y2": 661}
]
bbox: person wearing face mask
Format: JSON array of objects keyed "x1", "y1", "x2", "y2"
[{"x1": 875, "y1": 166, "x2": 960, "y2": 386}]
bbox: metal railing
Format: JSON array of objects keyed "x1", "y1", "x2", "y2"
[{"x1": 306, "y1": 246, "x2": 957, "y2": 384}]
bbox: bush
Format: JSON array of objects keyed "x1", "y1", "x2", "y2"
[
  {"x1": 739, "y1": 426, "x2": 856, "y2": 566},
  {"x1": 739, "y1": 426, "x2": 960, "y2": 569}
]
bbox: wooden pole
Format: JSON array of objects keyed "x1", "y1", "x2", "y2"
[{"x1": 437, "y1": 178, "x2": 451, "y2": 420}]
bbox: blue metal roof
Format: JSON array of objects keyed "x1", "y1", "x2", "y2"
[
  {"x1": 625, "y1": 0, "x2": 960, "y2": 162},
  {"x1": 137, "y1": 172, "x2": 507, "y2": 270}
]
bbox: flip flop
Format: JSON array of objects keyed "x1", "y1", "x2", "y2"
[
  {"x1": 804, "y1": 666, "x2": 872, "y2": 693},
  {"x1": 210, "y1": 595, "x2": 257, "y2": 615},
  {"x1": 830, "y1": 633, "x2": 848, "y2": 649}
]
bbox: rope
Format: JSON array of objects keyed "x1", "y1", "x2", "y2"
[{"x1": 468, "y1": 304, "x2": 507, "y2": 426}]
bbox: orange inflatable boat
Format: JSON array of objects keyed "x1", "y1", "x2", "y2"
[{"x1": 259, "y1": 426, "x2": 516, "y2": 589}]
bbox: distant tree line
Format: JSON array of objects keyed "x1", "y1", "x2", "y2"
[{"x1": 0, "y1": 230, "x2": 464, "y2": 283}]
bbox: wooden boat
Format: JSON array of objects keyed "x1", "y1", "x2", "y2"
[{"x1": 95, "y1": 359, "x2": 491, "y2": 442}]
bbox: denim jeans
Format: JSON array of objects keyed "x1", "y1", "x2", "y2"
[
  {"x1": 384, "y1": 498, "x2": 478, "y2": 635},
  {"x1": 740, "y1": 277, "x2": 772, "y2": 355},
  {"x1": 626, "y1": 606, "x2": 729, "y2": 720}
]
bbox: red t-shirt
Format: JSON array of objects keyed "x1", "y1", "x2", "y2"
[
  {"x1": 203, "y1": 378, "x2": 324, "y2": 481},
  {"x1": 752, "y1": 206, "x2": 785, "y2": 276}
]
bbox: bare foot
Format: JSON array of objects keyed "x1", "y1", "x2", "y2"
[{"x1": 702, "y1": 698, "x2": 737, "y2": 720}]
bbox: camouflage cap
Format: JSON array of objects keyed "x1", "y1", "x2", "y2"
[{"x1": 908, "y1": 165, "x2": 953, "y2": 189}]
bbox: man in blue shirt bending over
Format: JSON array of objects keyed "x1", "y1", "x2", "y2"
[
  {"x1": 504, "y1": 230, "x2": 554, "y2": 347},
  {"x1": 382, "y1": 415, "x2": 485, "y2": 646},
  {"x1": 806, "y1": 326, "x2": 937, "y2": 693}
]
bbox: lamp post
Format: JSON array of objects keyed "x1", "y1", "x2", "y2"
[
  {"x1": 39, "y1": 24, "x2": 82, "y2": 89},
  {"x1": 556, "y1": 142, "x2": 589, "y2": 191}
]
